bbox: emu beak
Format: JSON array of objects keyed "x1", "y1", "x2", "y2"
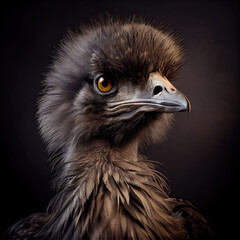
[
  {"x1": 148, "y1": 72, "x2": 191, "y2": 113},
  {"x1": 107, "y1": 72, "x2": 191, "y2": 120}
]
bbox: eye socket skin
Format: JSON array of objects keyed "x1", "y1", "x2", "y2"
[
  {"x1": 97, "y1": 76, "x2": 112, "y2": 92},
  {"x1": 93, "y1": 75, "x2": 117, "y2": 95}
]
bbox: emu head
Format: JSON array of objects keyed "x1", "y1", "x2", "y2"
[{"x1": 38, "y1": 19, "x2": 190, "y2": 155}]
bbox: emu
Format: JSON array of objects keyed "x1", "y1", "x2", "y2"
[{"x1": 9, "y1": 17, "x2": 212, "y2": 240}]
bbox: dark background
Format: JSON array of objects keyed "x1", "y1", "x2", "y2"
[{"x1": 0, "y1": 0, "x2": 239, "y2": 239}]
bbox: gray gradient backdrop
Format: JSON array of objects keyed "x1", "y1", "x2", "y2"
[{"x1": 0, "y1": 0, "x2": 239, "y2": 239}]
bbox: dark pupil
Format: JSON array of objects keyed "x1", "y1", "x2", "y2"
[{"x1": 101, "y1": 78, "x2": 109, "y2": 87}]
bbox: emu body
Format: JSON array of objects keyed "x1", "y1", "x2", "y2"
[{"x1": 9, "y1": 18, "x2": 212, "y2": 239}]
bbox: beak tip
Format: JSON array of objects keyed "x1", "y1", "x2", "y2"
[{"x1": 187, "y1": 99, "x2": 191, "y2": 113}]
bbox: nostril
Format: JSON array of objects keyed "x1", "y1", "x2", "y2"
[
  {"x1": 170, "y1": 87, "x2": 176, "y2": 92},
  {"x1": 153, "y1": 86, "x2": 163, "y2": 95}
]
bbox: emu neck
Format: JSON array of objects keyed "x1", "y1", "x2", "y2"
[
  {"x1": 78, "y1": 138, "x2": 139, "y2": 163},
  {"x1": 44, "y1": 138, "x2": 185, "y2": 239},
  {"x1": 55, "y1": 138, "x2": 139, "y2": 191}
]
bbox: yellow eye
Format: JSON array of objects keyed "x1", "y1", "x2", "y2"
[{"x1": 97, "y1": 76, "x2": 113, "y2": 92}]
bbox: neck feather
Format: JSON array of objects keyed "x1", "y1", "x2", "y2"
[{"x1": 40, "y1": 139, "x2": 186, "y2": 239}]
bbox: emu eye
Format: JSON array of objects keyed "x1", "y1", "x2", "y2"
[{"x1": 97, "y1": 76, "x2": 113, "y2": 92}]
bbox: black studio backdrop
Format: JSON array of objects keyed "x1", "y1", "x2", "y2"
[{"x1": 0, "y1": 1, "x2": 239, "y2": 239}]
